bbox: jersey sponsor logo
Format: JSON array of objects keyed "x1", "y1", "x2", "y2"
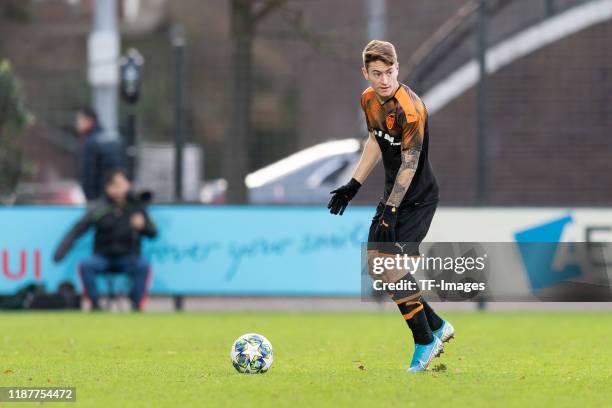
[
  {"x1": 386, "y1": 113, "x2": 396, "y2": 130},
  {"x1": 373, "y1": 129, "x2": 401, "y2": 146}
]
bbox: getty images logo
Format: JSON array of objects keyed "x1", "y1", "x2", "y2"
[{"x1": 514, "y1": 215, "x2": 581, "y2": 291}]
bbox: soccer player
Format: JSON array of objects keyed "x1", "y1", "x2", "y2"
[{"x1": 328, "y1": 40, "x2": 454, "y2": 372}]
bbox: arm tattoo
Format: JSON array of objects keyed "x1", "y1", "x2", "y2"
[{"x1": 386, "y1": 147, "x2": 421, "y2": 207}]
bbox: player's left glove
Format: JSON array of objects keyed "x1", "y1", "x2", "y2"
[{"x1": 373, "y1": 204, "x2": 398, "y2": 242}]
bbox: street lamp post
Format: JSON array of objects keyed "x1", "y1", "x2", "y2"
[
  {"x1": 88, "y1": 0, "x2": 120, "y2": 141},
  {"x1": 172, "y1": 25, "x2": 186, "y2": 203},
  {"x1": 120, "y1": 48, "x2": 144, "y2": 180},
  {"x1": 476, "y1": 0, "x2": 488, "y2": 205},
  {"x1": 170, "y1": 26, "x2": 186, "y2": 312}
]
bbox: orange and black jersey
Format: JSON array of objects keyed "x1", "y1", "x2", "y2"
[{"x1": 361, "y1": 83, "x2": 439, "y2": 206}]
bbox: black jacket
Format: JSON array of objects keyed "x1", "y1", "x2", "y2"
[
  {"x1": 53, "y1": 195, "x2": 157, "y2": 262},
  {"x1": 81, "y1": 126, "x2": 123, "y2": 201}
]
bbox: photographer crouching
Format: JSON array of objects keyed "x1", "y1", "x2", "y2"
[{"x1": 53, "y1": 169, "x2": 157, "y2": 311}]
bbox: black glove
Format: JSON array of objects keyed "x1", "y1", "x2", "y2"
[
  {"x1": 373, "y1": 205, "x2": 398, "y2": 242},
  {"x1": 328, "y1": 178, "x2": 362, "y2": 215}
]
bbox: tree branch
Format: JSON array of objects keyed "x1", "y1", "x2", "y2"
[{"x1": 253, "y1": 0, "x2": 288, "y2": 22}]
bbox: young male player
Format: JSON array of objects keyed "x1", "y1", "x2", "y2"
[{"x1": 328, "y1": 40, "x2": 454, "y2": 372}]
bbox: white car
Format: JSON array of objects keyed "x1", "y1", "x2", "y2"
[{"x1": 200, "y1": 139, "x2": 363, "y2": 205}]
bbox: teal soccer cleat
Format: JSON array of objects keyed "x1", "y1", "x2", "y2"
[
  {"x1": 432, "y1": 320, "x2": 455, "y2": 344},
  {"x1": 407, "y1": 337, "x2": 444, "y2": 372}
]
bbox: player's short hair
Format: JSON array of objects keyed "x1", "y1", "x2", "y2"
[{"x1": 362, "y1": 40, "x2": 397, "y2": 69}]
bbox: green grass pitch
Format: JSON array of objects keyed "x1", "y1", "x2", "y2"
[{"x1": 1, "y1": 311, "x2": 611, "y2": 407}]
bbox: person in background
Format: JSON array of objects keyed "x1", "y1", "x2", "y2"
[
  {"x1": 53, "y1": 169, "x2": 157, "y2": 311},
  {"x1": 75, "y1": 107, "x2": 123, "y2": 201}
]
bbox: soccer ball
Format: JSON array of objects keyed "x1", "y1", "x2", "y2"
[{"x1": 230, "y1": 333, "x2": 274, "y2": 374}]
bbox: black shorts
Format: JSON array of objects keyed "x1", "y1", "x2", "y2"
[{"x1": 367, "y1": 200, "x2": 438, "y2": 255}]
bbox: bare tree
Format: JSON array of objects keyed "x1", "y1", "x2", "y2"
[
  {"x1": 224, "y1": 0, "x2": 288, "y2": 204},
  {"x1": 224, "y1": 0, "x2": 347, "y2": 203}
]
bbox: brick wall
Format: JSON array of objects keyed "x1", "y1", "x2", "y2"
[{"x1": 429, "y1": 18, "x2": 612, "y2": 206}]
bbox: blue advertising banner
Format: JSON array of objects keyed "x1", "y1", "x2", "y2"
[{"x1": 0, "y1": 206, "x2": 373, "y2": 296}]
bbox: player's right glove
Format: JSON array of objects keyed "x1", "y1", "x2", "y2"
[{"x1": 327, "y1": 178, "x2": 362, "y2": 215}]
